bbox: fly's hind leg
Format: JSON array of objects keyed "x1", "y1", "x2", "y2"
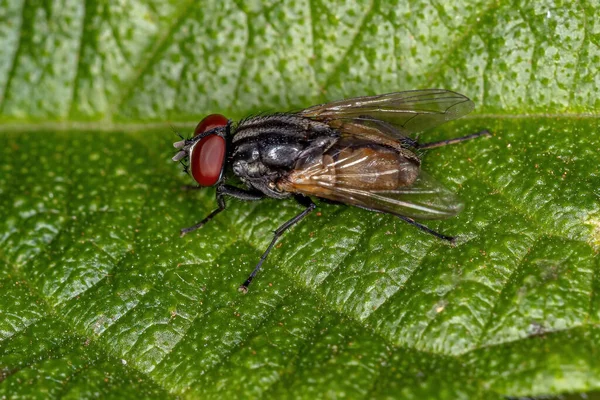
[
  {"x1": 180, "y1": 185, "x2": 265, "y2": 237},
  {"x1": 417, "y1": 130, "x2": 491, "y2": 150},
  {"x1": 239, "y1": 195, "x2": 316, "y2": 293},
  {"x1": 355, "y1": 205, "x2": 457, "y2": 244},
  {"x1": 396, "y1": 215, "x2": 456, "y2": 244}
]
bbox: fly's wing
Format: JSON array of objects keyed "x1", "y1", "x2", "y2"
[
  {"x1": 357, "y1": 172, "x2": 463, "y2": 219},
  {"x1": 280, "y1": 139, "x2": 464, "y2": 220},
  {"x1": 299, "y1": 89, "x2": 474, "y2": 140}
]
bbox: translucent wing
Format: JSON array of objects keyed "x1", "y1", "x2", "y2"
[
  {"x1": 278, "y1": 138, "x2": 463, "y2": 220},
  {"x1": 317, "y1": 172, "x2": 464, "y2": 220},
  {"x1": 299, "y1": 89, "x2": 474, "y2": 139}
]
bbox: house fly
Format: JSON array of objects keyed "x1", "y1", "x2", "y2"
[{"x1": 172, "y1": 89, "x2": 490, "y2": 292}]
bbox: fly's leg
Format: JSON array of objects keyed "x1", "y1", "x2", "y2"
[
  {"x1": 403, "y1": 129, "x2": 491, "y2": 240},
  {"x1": 399, "y1": 137, "x2": 419, "y2": 148},
  {"x1": 181, "y1": 185, "x2": 203, "y2": 190},
  {"x1": 417, "y1": 129, "x2": 491, "y2": 150},
  {"x1": 180, "y1": 185, "x2": 264, "y2": 237},
  {"x1": 239, "y1": 195, "x2": 316, "y2": 293},
  {"x1": 355, "y1": 204, "x2": 457, "y2": 244},
  {"x1": 180, "y1": 194, "x2": 226, "y2": 237},
  {"x1": 396, "y1": 215, "x2": 456, "y2": 244}
]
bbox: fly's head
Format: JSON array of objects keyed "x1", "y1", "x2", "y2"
[{"x1": 172, "y1": 114, "x2": 231, "y2": 187}]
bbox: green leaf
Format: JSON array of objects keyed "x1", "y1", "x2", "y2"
[{"x1": 1, "y1": 1, "x2": 599, "y2": 399}]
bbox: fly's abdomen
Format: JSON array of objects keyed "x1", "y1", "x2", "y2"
[
  {"x1": 279, "y1": 141, "x2": 419, "y2": 196},
  {"x1": 328, "y1": 145, "x2": 419, "y2": 190}
]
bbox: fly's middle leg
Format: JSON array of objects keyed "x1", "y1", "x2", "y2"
[
  {"x1": 396, "y1": 215, "x2": 456, "y2": 244},
  {"x1": 239, "y1": 195, "x2": 316, "y2": 293}
]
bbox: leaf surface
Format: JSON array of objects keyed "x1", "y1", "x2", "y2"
[{"x1": 1, "y1": 1, "x2": 599, "y2": 398}]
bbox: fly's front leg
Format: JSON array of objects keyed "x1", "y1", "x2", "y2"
[
  {"x1": 180, "y1": 191, "x2": 226, "y2": 237},
  {"x1": 181, "y1": 185, "x2": 203, "y2": 191},
  {"x1": 239, "y1": 195, "x2": 316, "y2": 293},
  {"x1": 180, "y1": 185, "x2": 264, "y2": 237},
  {"x1": 417, "y1": 130, "x2": 491, "y2": 150}
]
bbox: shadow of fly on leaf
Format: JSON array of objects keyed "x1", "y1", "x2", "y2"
[{"x1": 171, "y1": 89, "x2": 490, "y2": 292}]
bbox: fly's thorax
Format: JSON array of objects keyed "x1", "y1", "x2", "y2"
[
  {"x1": 229, "y1": 114, "x2": 340, "y2": 197},
  {"x1": 232, "y1": 114, "x2": 334, "y2": 143}
]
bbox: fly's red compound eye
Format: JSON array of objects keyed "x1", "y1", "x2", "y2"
[
  {"x1": 190, "y1": 134, "x2": 226, "y2": 186},
  {"x1": 189, "y1": 114, "x2": 228, "y2": 186},
  {"x1": 194, "y1": 114, "x2": 228, "y2": 136}
]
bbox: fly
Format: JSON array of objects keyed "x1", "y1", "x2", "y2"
[{"x1": 172, "y1": 89, "x2": 490, "y2": 292}]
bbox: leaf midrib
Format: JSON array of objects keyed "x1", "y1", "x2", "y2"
[{"x1": 0, "y1": 113, "x2": 598, "y2": 134}]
